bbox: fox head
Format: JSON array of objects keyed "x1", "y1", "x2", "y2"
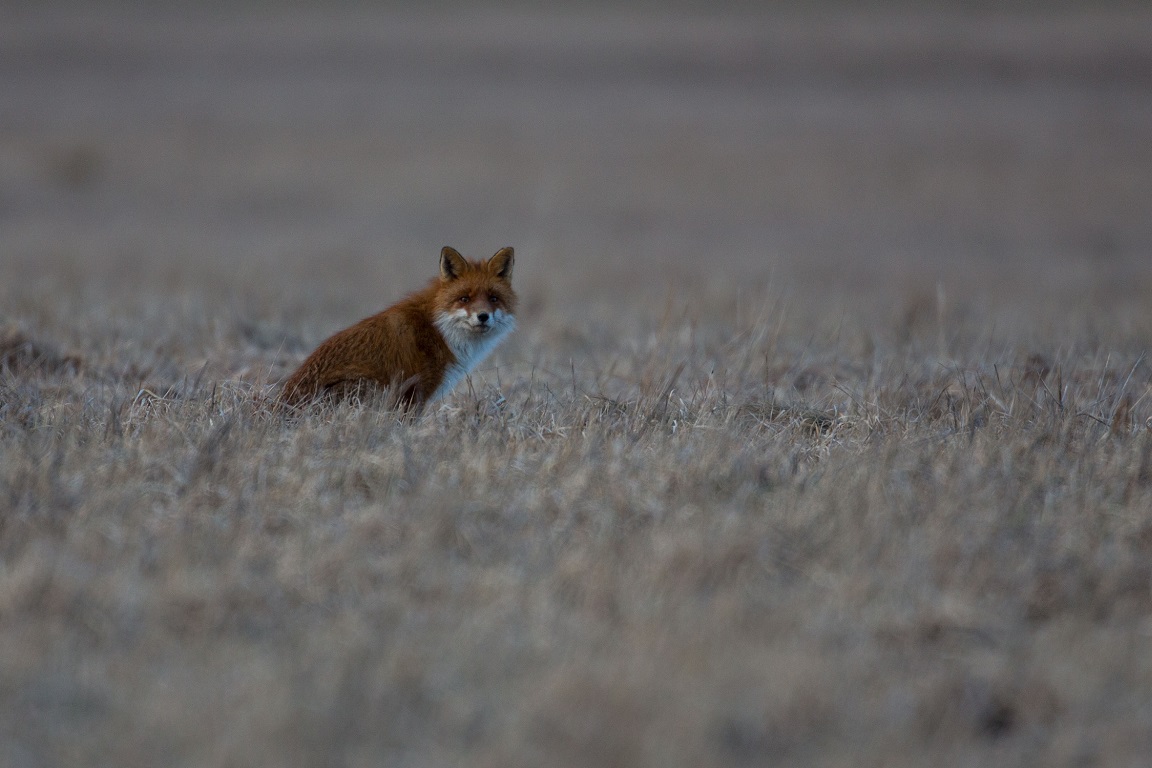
[{"x1": 434, "y1": 246, "x2": 518, "y2": 349}]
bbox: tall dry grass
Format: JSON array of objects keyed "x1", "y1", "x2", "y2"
[{"x1": 2, "y1": 289, "x2": 1151, "y2": 766}]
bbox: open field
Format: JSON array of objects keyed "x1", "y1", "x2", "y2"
[{"x1": 3, "y1": 4, "x2": 1152, "y2": 766}]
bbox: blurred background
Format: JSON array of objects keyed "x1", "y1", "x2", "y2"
[{"x1": 3, "y1": 1, "x2": 1151, "y2": 345}]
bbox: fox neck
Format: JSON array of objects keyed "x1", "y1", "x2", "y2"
[{"x1": 431, "y1": 311, "x2": 516, "y2": 403}]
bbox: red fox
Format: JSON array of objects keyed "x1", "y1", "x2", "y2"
[{"x1": 279, "y1": 246, "x2": 516, "y2": 409}]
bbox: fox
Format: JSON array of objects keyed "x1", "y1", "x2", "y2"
[{"x1": 279, "y1": 246, "x2": 517, "y2": 410}]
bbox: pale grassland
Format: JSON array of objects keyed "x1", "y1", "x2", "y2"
[
  {"x1": 3, "y1": 287, "x2": 1151, "y2": 767},
  {"x1": 3, "y1": 4, "x2": 1152, "y2": 767}
]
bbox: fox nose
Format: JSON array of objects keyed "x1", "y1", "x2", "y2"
[{"x1": 476, "y1": 312, "x2": 490, "y2": 325}]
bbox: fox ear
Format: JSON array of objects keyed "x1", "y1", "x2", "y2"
[
  {"x1": 440, "y1": 247, "x2": 468, "y2": 282},
  {"x1": 489, "y1": 247, "x2": 514, "y2": 280}
]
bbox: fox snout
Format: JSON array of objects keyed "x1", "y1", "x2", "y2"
[{"x1": 470, "y1": 311, "x2": 496, "y2": 332}]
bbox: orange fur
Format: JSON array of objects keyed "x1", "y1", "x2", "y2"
[{"x1": 280, "y1": 246, "x2": 517, "y2": 409}]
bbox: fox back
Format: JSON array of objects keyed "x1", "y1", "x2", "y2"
[{"x1": 279, "y1": 246, "x2": 517, "y2": 409}]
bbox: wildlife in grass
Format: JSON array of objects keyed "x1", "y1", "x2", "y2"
[{"x1": 280, "y1": 246, "x2": 517, "y2": 409}]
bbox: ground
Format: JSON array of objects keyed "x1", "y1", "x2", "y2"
[{"x1": 2, "y1": 3, "x2": 1152, "y2": 766}]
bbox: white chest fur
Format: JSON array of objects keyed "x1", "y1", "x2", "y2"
[{"x1": 431, "y1": 310, "x2": 516, "y2": 402}]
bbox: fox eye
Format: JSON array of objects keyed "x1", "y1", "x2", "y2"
[
  {"x1": 457, "y1": 295, "x2": 470, "y2": 304},
  {"x1": 488, "y1": 294, "x2": 500, "y2": 305}
]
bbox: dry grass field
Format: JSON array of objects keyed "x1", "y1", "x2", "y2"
[{"x1": 3, "y1": 3, "x2": 1152, "y2": 766}]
